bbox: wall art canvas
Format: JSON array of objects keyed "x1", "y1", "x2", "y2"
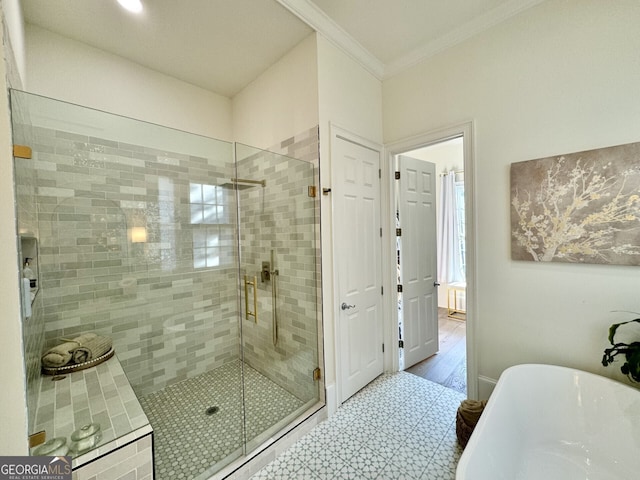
[{"x1": 511, "y1": 141, "x2": 640, "y2": 265}]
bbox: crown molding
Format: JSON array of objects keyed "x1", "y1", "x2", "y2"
[
  {"x1": 279, "y1": 0, "x2": 544, "y2": 81},
  {"x1": 383, "y1": 0, "x2": 546, "y2": 78},
  {"x1": 276, "y1": 0, "x2": 385, "y2": 79}
]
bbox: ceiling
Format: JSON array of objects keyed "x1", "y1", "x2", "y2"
[{"x1": 21, "y1": 0, "x2": 544, "y2": 98}]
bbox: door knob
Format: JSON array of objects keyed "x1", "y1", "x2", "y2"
[
  {"x1": 341, "y1": 302, "x2": 356, "y2": 310},
  {"x1": 434, "y1": 282, "x2": 441, "y2": 287}
]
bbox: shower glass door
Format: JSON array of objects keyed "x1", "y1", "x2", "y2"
[
  {"x1": 11, "y1": 90, "x2": 246, "y2": 479},
  {"x1": 235, "y1": 143, "x2": 321, "y2": 453},
  {"x1": 11, "y1": 90, "x2": 322, "y2": 479}
]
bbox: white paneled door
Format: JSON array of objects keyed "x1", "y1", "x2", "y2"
[
  {"x1": 333, "y1": 131, "x2": 384, "y2": 403},
  {"x1": 398, "y1": 155, "x2": 439, "y2": 368}
]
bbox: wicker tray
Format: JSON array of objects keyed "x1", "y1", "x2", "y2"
[{"x1": 41, "y1": 348, "x2": 115, "y2": 376}]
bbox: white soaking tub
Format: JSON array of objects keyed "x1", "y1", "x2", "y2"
[{"x1": 456, "y1": 364, "x2": 640, "y2": 480}]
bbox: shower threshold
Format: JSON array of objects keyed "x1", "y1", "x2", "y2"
[{"x1": 139, "y1": 360, "x2": 312, "y2": 480}]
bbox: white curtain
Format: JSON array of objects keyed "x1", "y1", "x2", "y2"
[{"x1": 437, "y1": 171, "x2": 464, "y2": 284}]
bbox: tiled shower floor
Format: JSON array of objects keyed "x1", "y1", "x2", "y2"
[
  {"x1": 139, "y1": 361, "x2": 305, "y2": 480},
  {"x1": 252, "y1": 372, "x2": 466, "y2": 479}
]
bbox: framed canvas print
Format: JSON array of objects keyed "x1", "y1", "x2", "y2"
[{"x1": 511, "y1": 141, "x2": 640, "y2": 265}]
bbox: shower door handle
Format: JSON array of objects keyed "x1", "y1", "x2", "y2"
[
  {"x1": 244, "y1": 275, "x2": 258, "y2": 323},
  {"x1": 341, "y1": 302, "x2": 356, "y2": 311},
  {"x1": 271, "y1": 268, "x2": 279, "y2": 346}
]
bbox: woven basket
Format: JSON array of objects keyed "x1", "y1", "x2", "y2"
[
  {"x1": 455, "y1": 409, "x2": 475, "y2": 448},
  {"x1": 455, "y1": 399, "x2": 487, "y2": 448}
]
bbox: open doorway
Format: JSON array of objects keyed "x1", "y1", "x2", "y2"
[{"x1": 395, "y1": 136, "x2": 468, "y2": 395}]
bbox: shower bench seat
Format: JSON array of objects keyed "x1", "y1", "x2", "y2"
[{"x1": 31, "y1": 354, "x2": 154, "y2": 479}]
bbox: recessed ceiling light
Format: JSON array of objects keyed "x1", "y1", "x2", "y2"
[{"x1": 117, "y1": 0, "x2": 143, "y2": 14}]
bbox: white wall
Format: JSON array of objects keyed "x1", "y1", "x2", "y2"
[
  {"x1": 25, "y1": 24, "x2": 232, "y2": 141},
  {"x1": 408, "y1": 139, "x2": 463, "y2": 176},
  {"x1": 0, "y1": 5, "x2": 29, "y2": 455},
  {"x1": 2, "y1": 0, "x2": 25, "y2": 85},
  {"x1": 383, "y1": 0, "x2": 640, "y2": 395},
  {"x1": 232, "y1": 33, "x2": 318, "y2": 149},
  {"x1": 317, "y1": 35, "x2": 383, "y2": 144},
  {"x1": 316, "y1": 33, "x2": 383, "y2": 409}
]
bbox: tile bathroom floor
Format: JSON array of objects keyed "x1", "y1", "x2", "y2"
[
  {"x1": 140, "y1": 361, "x2": 305, "y2": 480},
  {"x1": 251, "y1": 371, "x2": 466, "y2": 480}
]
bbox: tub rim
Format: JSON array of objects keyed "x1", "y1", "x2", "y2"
[{"x1": 456, "y1": 363, "x2": 640, "y2": 479}]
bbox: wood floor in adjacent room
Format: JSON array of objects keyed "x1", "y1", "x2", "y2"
[{"x1": 406, "y1": 307, "x2": 467, "y2": 394}]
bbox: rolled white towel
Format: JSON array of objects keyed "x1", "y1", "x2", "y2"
[
  {"x1": 63, "y1": 332, "x2": 97, "y2": 345},
  {"x1": 70, "y1": 335, "x2": 113, "y2": 364},
  {"x1": 71, "y1": 346, "x2": 92, "y2": 364},
  {"x1": 41, "y1": 341, "x2": 79, "y2": 368}
]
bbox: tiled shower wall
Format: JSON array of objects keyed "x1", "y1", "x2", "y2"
[
  {"x1": 13, "y1": 87, "x2": 323, "y2": 445},
  {"x1": 13, "y1": 108, "x2": 46, "y2": 434},
  {"x1": 15, "y1": 119, "x2": 241, "y2": 399},
  {"x1": 238, "y1": 127, "x2": 321, "y2": 403}
]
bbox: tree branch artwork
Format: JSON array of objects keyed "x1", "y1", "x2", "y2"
[{"x1": 510, "y1": 142, "x2": 640, "y2": 265}]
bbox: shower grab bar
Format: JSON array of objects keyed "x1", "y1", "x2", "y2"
[
  {"x1": 271, "y1": 268, "x2": 279, "y2": 346},
  {"x1": 244, "y1": 275, "x2": 258, "y2": 323},
  {"x1": 270, "y1": 249, "x2": 279, "y2": 346}
]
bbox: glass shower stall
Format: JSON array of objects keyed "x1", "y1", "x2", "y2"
[{"x1": 11, "y1": 90, "x2": 323, "y2": 479}]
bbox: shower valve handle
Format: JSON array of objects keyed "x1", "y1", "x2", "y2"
[{"x1": 341, "y1": 302, "x2": 356, "y2": 311}]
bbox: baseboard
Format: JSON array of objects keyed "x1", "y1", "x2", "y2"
[
  {"x1": 477, "y1": 375, "x2": 497, "y2": 400},
  {"x1": 325, "y1": 383, "x2": 337, "y2": 416}
]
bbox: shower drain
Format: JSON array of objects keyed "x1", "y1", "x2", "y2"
[{"x1": 205, "y1": 406, "x2": 220, "y2": 416}]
